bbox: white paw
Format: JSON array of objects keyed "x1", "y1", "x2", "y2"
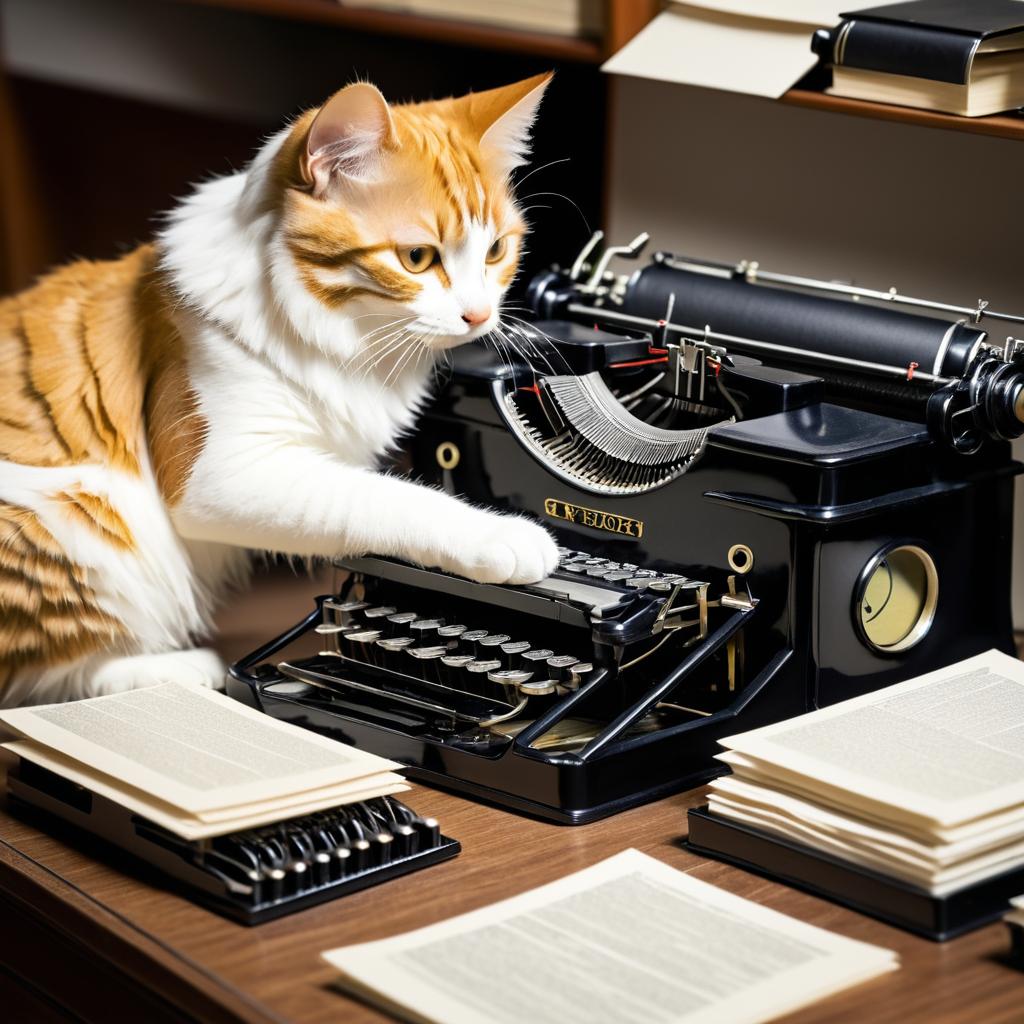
[
  {"x1": 444, "y1": 515, "x2": 559, "y2": 585},
  {"x1": 90, "y1": 648, "x2": 227, "y2": 696}
]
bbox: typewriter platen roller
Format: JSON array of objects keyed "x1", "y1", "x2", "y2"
[{"x1": 231, "y1": 231, "x2": 1022, "y2": 823}]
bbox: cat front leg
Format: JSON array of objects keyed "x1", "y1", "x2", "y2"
[{"x1": 173, "y1": 443, "x2": 558, "y2": 584}]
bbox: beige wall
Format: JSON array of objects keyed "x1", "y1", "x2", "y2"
[{"x1": 605, "y1": 76, "x2": 1024, "y2": 621}]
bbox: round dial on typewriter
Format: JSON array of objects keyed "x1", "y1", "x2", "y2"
[{"x1": 856, "y1": 544, "x2": 938, "y2": 654}]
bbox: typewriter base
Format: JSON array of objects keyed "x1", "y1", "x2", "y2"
[
  {"x1": 390, "y1": 761, "x2": 722, "y2": 825},
  {"x1": 686, "y1": 805, "x2": 1024, "y2": 941},
  {"x1": 228, "y1": 650, "x2": 787, "y2": 826}
]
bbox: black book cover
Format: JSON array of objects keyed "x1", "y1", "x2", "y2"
[{"x1": 814, "y1": 0, "x2": 1024, "y2": 84}]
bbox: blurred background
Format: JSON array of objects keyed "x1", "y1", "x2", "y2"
[{"x1": 0, "y1": 0, "x2": 656, "y2": 296}]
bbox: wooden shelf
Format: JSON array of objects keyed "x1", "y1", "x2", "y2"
[
  {"x1": 782, "y1": 88, "x2": 1024, "y2": 143},
  {"x1": 178, "y1": 0, "x2": 605, "y2": 63}
]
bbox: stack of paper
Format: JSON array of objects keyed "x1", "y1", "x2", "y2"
[
  {"x1": 708, "y1": 650, "x2": 1024, "y2": 895},
  {"x1": 0, "y1": 683, "x2": 407, "y2": 841},
  {"x1": 322, "y1": 849, "x2": 897, "y2": 1024}
]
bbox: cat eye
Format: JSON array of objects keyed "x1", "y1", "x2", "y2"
[
  {"x1": 486, "y1": 236, "x2": 509, "y2": 264},
  {"x1": 397, "y1": 245, "x2": 439, "y2": 274}
]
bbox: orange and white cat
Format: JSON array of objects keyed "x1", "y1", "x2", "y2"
[{"x1": 0, "y1": 74, "x2": 558, "y2": 706}]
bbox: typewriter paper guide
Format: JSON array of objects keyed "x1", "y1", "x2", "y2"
[
  {"x1": 603, "y1": 1, "x2": 846, "y2": 98},
  {"x1": 322, "y1": 849, "x2": 897, "y2": 1024}
]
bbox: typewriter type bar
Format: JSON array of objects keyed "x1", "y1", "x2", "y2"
[
  {"x1": 230, "y1": 546, "x2": 768, "y2": 824},
  {"x1": 8, "y1": 757, "x2": 459, "y2": 925}
]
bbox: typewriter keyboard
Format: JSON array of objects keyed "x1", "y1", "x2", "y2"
[
  {"x1": 554, "y1": 547, "x2": 709, "y2": 593},
  {"x1": 307, "y1": 595, "x2": 597, "y2": 703}
]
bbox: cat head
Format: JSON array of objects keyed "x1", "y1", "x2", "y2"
[{"x1": 270, "y1": 73, "x2": 552, "y2": 367}]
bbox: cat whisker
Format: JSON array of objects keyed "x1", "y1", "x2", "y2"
[
  {"x1": 517, "y1": 190, "x2": 592, "y2": 235},
  {"x1": 512, "y1": 156, "x2": 571, "y2": 190}
]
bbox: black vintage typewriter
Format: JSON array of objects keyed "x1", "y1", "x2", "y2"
[
  {"x1": 8, "y1": 756, "x2": 459, "y2": 925},
  {"x1": 230, "y1": 231, "x2": 1024, "y2": 824}
]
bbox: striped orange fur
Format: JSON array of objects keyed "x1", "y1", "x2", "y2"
[{"x1": 0, "y1": 73, "x2": 552, "y2": 698}]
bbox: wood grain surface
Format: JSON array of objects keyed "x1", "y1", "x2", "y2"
[{"x1": 1, "y1": 565, "x2": 1020, "y2": 1023}]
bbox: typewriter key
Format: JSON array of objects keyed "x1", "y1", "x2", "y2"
[
  {"x1": 409, "y1": 618, "x2": 445, "y2": 640},
  {"x1": 586, "y1": 566, "x2": 611, "y2": 577},
  {"x1": 459, "y1": 629, "x2": 490, "y2": 658},
  {"x1": 518, "y1": 677, "x2": 556, "y2": 696},
  {"x1": 562, "y1": 563, "x2": 587, "y2": 574},
  {"x1": 314, "y1": 621, "x2": 358, "y2": 655},
  {"x1": 561, "y1": 662, "x2": 594, "y2": 693},
  {"x1": 478, "y1": 634, "x2": 510, "y2": 650},
  {"x1": 363, "y1": 605, "x2": 398, "y2": 621},
  {"x1": 648, "y1": 581, "x2": 672, "y2": 592},
  {"x1": 436, "y1": 624, "x2": 468, "y2": 648},
  {"x1": 438, "y1": 654, "x2": 474, "y2": 689},
  {"x1": 406, "y1": 646, "x2": 448, "y2": 681},
  {"x1": 342, "y1": 629, "x2": 383, "y2": 665},
  {"x1": 486, "y1": 668, "x2": 534, "y2": 691},
  {"x1": 521, "y1": 648, "x2": 554, "y2": 667},
  {"x1": 371, "y1": 637, "x2": 410, "y2": 673},
  {"x1": 603, "y1": 570, "x2": 632, "y2": 582},
  {"x1": 407, "y1": 645, "x2": 448, "y2": 658},
  {"x1": 383, "y1": 611, "x2": 418, "y2": 637},
  {"x1": 440, "y1": 653, "x2": 475, "y2": 669},
  {"x1": 499, "y1": 640, "x2": 531, "y2": 669},
  {"x1": 466, "y1": 659, "x2": 501, "y2": 674},
  {"x1": 324, "y1": 599, "x2": 368, "y2": 625},
  {"x1": 546, "y1": 655, "x2": 580, "y2": 684}
]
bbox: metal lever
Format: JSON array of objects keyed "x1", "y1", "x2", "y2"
[
  {"x1": 585, "y1": 232, "x2": 650, "y2": 291},
  {"x1": 569, "y1": 230, "x2": 604, "y2": 281},
  {"x1": 277, "y1": 661, "x2": 525, "y2": 728}
]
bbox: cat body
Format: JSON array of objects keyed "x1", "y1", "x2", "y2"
[{"x1": 0, "y1": 75, "x2": 558, "y2": 706}]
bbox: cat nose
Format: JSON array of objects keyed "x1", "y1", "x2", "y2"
[{"x1": 461, "y1": 307, "x2": 491, "y2": 327}]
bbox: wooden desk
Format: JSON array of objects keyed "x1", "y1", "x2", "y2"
[{"x1": 1, "y1": 568, "x2": 1020, "y2": 1023}]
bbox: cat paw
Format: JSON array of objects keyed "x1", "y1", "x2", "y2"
[
  {"x1": 90, "y1": 648, "x2": 227, "y2": 696},
  {"x1": 444, "y1": 515, "x2": 559, "y2": 585}
]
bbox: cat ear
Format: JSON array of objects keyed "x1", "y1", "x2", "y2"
[
  {"x1": 470, "y1": 72, "x2": 552, "y2": 175},
  {"x1": 302, "y1": 83, "x2": 397, "y2": 195}
]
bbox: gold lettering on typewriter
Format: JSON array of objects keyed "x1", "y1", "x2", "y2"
[{"x1": 543, "y1": 499, "x2": 644, "y2": 539}]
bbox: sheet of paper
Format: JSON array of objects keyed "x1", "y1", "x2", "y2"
[
  {"x1": 707, "y1": 793, "x2": 1024, "y2": 895},
  {"x1": 322, "y1": 849, "x2": 897, "y2": 1024},
  {"x1": 0, "y1": 682, "x2": 402, "y2": 814},
  {"x1": 5, "y1": 738, "x2": 407, "y2": 840},
  {"x1": 719, "y1": 650, "x2": 1024, "y2": 827},
  {"x1": 602, "y1": 2, "x2": 846, "y2": 99},
  {"x1": 710, "y1": 775, "x2": 1024, "y2": 865}
]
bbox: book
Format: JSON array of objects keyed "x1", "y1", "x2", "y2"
[
  {"x1": 706, "y1": 649, "x2": 1024, "y2": 896},
  {"x1": 322, "y1": 848, "x2": 898, "y2": 1024},
  {"x1": 340, "y1": 0, "x2": 603, "y2": 38},
  {"x1": 0, "y1": 682, "x2": 408, "y2": 840},
  {"x1": 814, "y1": 1, "x2": 1024, "y2": 115}
]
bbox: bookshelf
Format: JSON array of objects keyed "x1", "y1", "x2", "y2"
[
  {"x1": 178, "y1": 0, "x2": 651, "y2": 62},
  {"x1": 783, "y1": 88, "x2": 1024, "y2": 144}
]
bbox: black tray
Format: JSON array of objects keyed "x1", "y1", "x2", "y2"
[{"x1": 686, "y1": 805, "x2": 1024, "y2": 941}]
